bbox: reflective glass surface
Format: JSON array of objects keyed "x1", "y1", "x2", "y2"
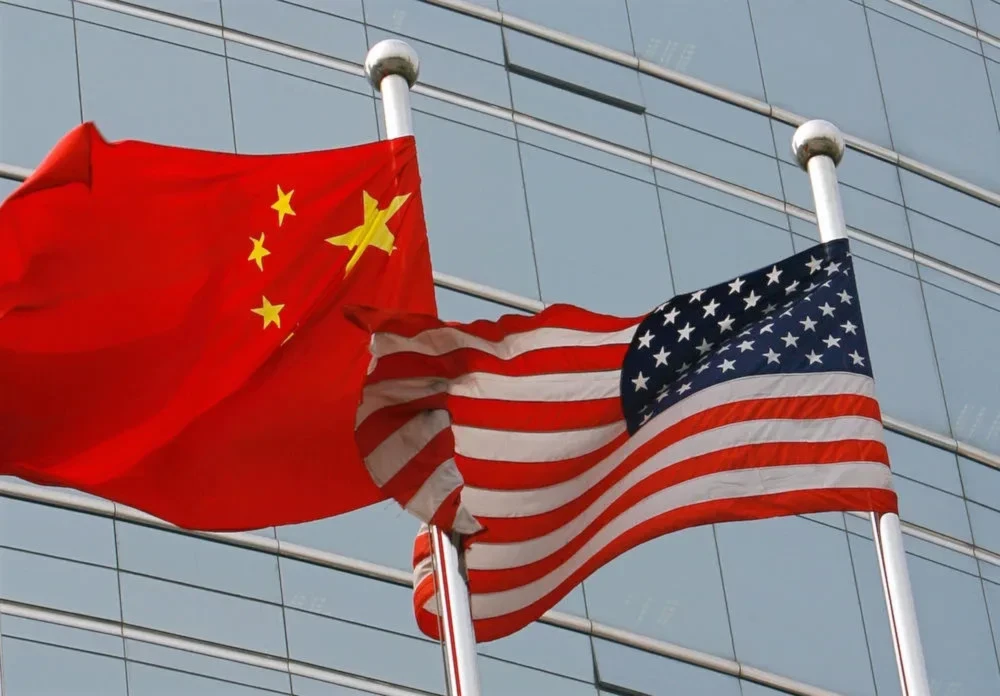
[{"x1": 2, "y1": 638, "x2": 128, "y2": 696}]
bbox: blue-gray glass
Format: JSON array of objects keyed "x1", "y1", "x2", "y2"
[
  {"x1": 227, "y1": 41, "x2": 371, "y2": 96},
  {"x1": 640, "y1": 76, "x2": 776, "y2": 157},
  {"x1": 0, "y1": 547, "x2": 121, "y2": 620},
  {"x1": 907, "y1": 529, "x2": 981, "y2": 575},
  {"x1": 411, "y1": 110, "x2": 540, "y2": 299},
  {"x1": 922, "y1": 283, "x2": 1000, "y2": 452},
  {"x1": 369, "y1": 28, "x2": 511, "y2": 108},
  {"x1": 898, "y1": 170, "x2": 1000, "y2": 247},
  {"x1": 892, "y1": 473, "x2": 973, "y2": 542},
  {"x1": 279, "y1": 558, "x2": 419, "y2": 637},
  {"x1": 584, "y1": 525, "x2": 734, "y2": 659},
  {"x1": 364, "y1": 0, "x2": 503, "y2": 62},
  {"x1": 912, "y1": 0, "x2": 977, "y2": 24},
  {"x1": 292, "y1": 676, "x2": 382, "y2": 695},
  {"x1": 2, "y1": 615, "x2": 124, "y2": 657},
  {"x1": 647, "y1": 116, "x2": 783, "y2": 198},
  {"x1": 125, "y1": 640, "x2": 292, "y2": 693},
  {"x1": 126, "y1": 663, "x2": 283, "y2": 696},
  {"x1": 655, "y1": 170, "x2": 789, "y2": 230},
  {"x1": 283, "y1": 0, "x2": 363, "y2": 22},
  {"x1": 867, "y1": 0, "x2": 982, "y2": 50},
  {"x1": 500, "y1": 0, "x2": 634, "y2": 55},
  {"x1": 124, "y1": 0, "x2": 223, "y2": 23},
  {"x1": 883, "y1": 431, "x2": 963, "y2": 495},
  {"x1": 749, "y1": 0, "x2": 892, "y2": 147},
  {"x1": 909, "y1": 211, "x2": 1000, "y2": 286},
  {"x1": 504, "y1": 28, "x2": 644, "y2": 109},
  {"x1": 0, "y1": 497, "x2": 116, "y2": 567},
  {"x1": 715, "y1": 516, "x2": 876, "y2": 695},
  {"x1": 518, "y1": 144, "x2": 672, "y2": 315},
  {"x1": 516, "y1": 123, "x2": 654, "y2": 183},
  {"x1": 477, "y1": 620, "x2": 593, "y2": 681},
  {"x1": 228, "y1": 60, "x2": 377, "y2": 154},
  {"x1": 75, "y1": 2, "x2": 223, "y2": 56},
  {"x1": 627, "y1": 0, "x2": 765, "y2": 100},
  {"x1": 846, "y1": 533, "x2": 901, "y2": 695},
  {"x1": 436, "y1": 288, "x2": 526, "y2": 323},
  {"x1": 509, "y1": 74, "x2": 649, "y2": 152},
  {"x1": 974, "y1": 0, "x2": 1000, "y2": 35},
  {"x1": 479, "y1": 655, "x2": 598, "y2": 696},
  {"x1": 593, "y1": 638, "x2": 742, "y2": 696},
  {"x1": 867, "y1": 9, "x2": 1000, "y2": 191},
  {"x1": 1, "y1": 178, "x2": 18, "y2": 198},
  {"x1": 1, "y1": 638, "x2": 128, "y2": 696},
  {"x1": 739, "y1": 682, "x2": 793, "y2": 696},
  {"x1": 0, "y1": 5, "x2": 80, "y2": 168},
  {"x1": 119, "y1": 573, "x2": 287, "y2": 656},
  {"x1": 410, "y1": 91, "x2": 514, "y2": 139},
  {"x1": 958, "y1": 456, "x2": 1000, "y2": 509},
  {"x1": 967, "y1": 500, "x2": 1000, "y2": 553},
  {"x1": 115, "y1": 522, "x2": 282, "y2": 603},
  {"x1": 221, "y1": 0, "x2": 366, "y2": 63},
  {"x1": 3, "y1": 0, "x2": 72, "y2": 16},
  {"x1": 75, "y1": 22, "x2": 234, "y2": 150},
  {"x1": 658, "y1": 187, "x2": 794, "y2": 296},
  {"x1": 276, "y1": 500, "x2": 421, "y2": 570},
  {"x1": 284, "y1": 608, "x2": 444, "y2": 693}
]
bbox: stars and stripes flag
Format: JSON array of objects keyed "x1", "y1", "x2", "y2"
[{"x1": 352, "y1": 238, "x2": 897, "y2": 641}]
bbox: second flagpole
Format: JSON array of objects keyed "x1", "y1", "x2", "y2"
[
  {"x1": 792, "y1": 120, "x2": 932, "y2": 696},
  {"x1": 364, "y1": 39, "x2": 483, "y2": 696}
]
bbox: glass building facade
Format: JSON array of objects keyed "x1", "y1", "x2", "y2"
[{"x1": 3, "y1": 0, "x2": 1000, "y2": 693}]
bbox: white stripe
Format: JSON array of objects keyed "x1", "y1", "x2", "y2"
[
  {"x1": 357, "y1": 376, "x2": 447, "y2": 426},
  {"x1": 467, "y1": 415, "x2": 884, "y2": 569},
  {"x1": 428, "y1": 461, "x2": 892, "y2": 619},
  {"x1": 403, "y1": 459, "x2": 482, "y2": 536},
  {"x1": 463, "y1": 414, "x2": 885, "y2": 519},
  {"x1": 452, "y1": 372, "x2": 875, "y2": 464},
  {"x1": 372, "y1": 324, "x2": 638, "y2": 360},
  {"x1": 365, "y1": 410, "x2": 450, "y2": 486}
]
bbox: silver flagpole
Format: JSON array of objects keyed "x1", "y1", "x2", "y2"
[
  {"x1": 364, "y1": 40, "x2": 483, "y2": 696},
  {"x1": 792, "y1": 120, "x2": 932, "y2": 696}
]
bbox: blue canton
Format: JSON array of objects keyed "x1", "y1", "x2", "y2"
[{"x1": 620, "y1": 239, "x2": 873, "y2": 435}]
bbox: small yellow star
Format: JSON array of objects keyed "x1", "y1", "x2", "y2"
[
  {"x1": 248, "y1": 233, "x2": 271, "y2": 271},
  {"x1": 251, "y1": 296, "x2": 284, "y2": 329},
  {"x1": 271, "y1": 185, "x2": 296, "y2": 226}
]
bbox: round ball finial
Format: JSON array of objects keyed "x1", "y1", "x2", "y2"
[
  {"x1": 365, "y1": 39, "x2": 419, "y2": 90},
  {"x1": 791, "y1": 119, "x2": 845, "y2": 170}
]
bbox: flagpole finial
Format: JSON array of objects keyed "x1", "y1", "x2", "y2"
[
  {"x1": 365, "y1": 39, "x2": 420, "y2": 91},
  {"x1": 792, "y1": 120, "x2": 845, "y2": 170}
]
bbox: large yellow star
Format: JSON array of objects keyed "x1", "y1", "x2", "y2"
[
  {"x1": 326, "y1": 190, "x2": 410, "y2": 274},
  {"x1": 271, "y1": 185, "x2": 296, "y2": 226},
  {"x1": 251, "y1": 296, "x2": 284, "y2": 329},
  {"x1": 248, "y1": 233, "x2": 270, "y2": 271}
]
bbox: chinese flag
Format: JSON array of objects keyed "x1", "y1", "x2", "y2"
[{"x1": 0, "y1": 123, "x2": 436, "y2": 530}]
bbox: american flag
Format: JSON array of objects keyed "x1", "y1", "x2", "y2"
[{"x1": 353, "y1": 238, "x2": 897, "y2": 642}]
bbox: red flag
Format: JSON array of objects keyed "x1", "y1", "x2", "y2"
[{"x1": 0, "y1": 123, "x2": 436, "y2": 531}]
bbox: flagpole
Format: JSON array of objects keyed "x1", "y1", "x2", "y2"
[
  {"x1": 792, "y1": 120, "x2": 931, "y2": 696},
  {"x1": 364, "y1": 40, "x2": 483, "y2": 696}
]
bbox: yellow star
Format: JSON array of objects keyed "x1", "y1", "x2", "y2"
[
  {"x1": 271, "y1": 185, "x2": 296, "y2": 226},
  {"x1": 326, "y1": 190, "x2": 410, "y2": 274},
  {"x1": 248, "y1": 233, "x2": 271, "y2": 271},
  {"x1": 251, "y1": 296, "x2": 284, "y2": 329}
]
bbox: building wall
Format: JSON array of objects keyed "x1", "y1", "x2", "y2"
[{"x1": 2, "y1": 0, "x2": 1000, "y2": 694}]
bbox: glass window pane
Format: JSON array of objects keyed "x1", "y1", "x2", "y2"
[
  {"x1": 126, "y1": 0, "x2": 222, "y2": 23},
  {"x1": 478, "y1": 621, "x2": 593, "y2": 681},
  {"x1": 967, "y1": 501, "x2": 1000, "y2": 554},
  {"x1": 647, "y1": 116, "x2": 783, "y2": 198},
  {"x1": 365, "y1": 0, "x2": 503, "y2": 63},
  {"x1": 517, "y1": 124, "x2": 654, "y2": 182},
  {"x1": 3, "y1": 0, "x2": 72, "y2": 16},
  {"x1": 436, "y1": 288, "x2": 526, "y2": 323},
  {"x1": 869, "y1": 0, "x2": 982, "y2": 49},
  {"x1": 500, "y1": 0, "x2": 633, "y2": 55},
  {"x1": 292, "y1": 676, "x2": 382, "y2": 695},
  {"x1": 884, "y1": 431, "x2": 963, "y2": 496},
  {"x1": 594, "y1": 638, "x2": 741, "y2": 696},
  {"x1": 519, "y1": 144, "x2": 672, "y2": 315},
  {"x1": 584, "y1": 526, "x2": 734, "y2": 659},
  {"x1": 0, "y1": 498, "x2": 116, "y2": 567},
  {"x1": 279, "y1": 559, "x2": 419, "y2": 637},
  {"x1": 412, "y1": 111, "x2": 540, "y2": 299},
  {"x1": 0, "y1": 5, "x2": 80, "y2": 168},
  {"x1": 125, "y1": 640, "x2": 291, "y2": 693},
  {"x1": 479, "y1": 655, "x2": 597, "y2": 696},
  {"x1": 627, "y1": 0, "x2": 765, "y2": 100},
  {"x1": 867, "y1": 10, "x2": 1000, "y2": 191},
  {"x1": 284, "y1": 608, "x2": 444, "y2": 693},
  {"x1": 899, "y1": 169, "x2": 1000, "y2": 247},
  {"x1": 923, "y1": 283, "x2": 1000, "y2": 452},
  {"x1": 276, "y1": 500, "x2": 420, "y2": 571},
  {"x1": 2, "y1": 615, "x2": 123, "y2": 657},
  {"x1": 116, "y1": 522, "x2": 282, "y2": 603},
  {"x1": 228, "y1": 60, "x2": 377, "y2": 154},
  {"x1": 975, "y1": 0, "x2": 1000, "y2": 35},
  {"x1": 411, "y1": 91, "x2": 514, "y2": 139},
  {"x1": 127, "y1": 663, "x2": 283, "y2": 696},
  {"x1": 75, "y1": 23, "x2": 234, "y2": 151},
  {"x1": 909, "y1": 212, "x2": 1000, "y2": 286},
  {"x1": 749, "y1": 0, "x2": 892, "y2": 147},
  {"x1": 226, "y1": 41, "x2": 371, "y2": 96},
  {"x1": 893, "y1": 474, "x2": 972, "y2": 542},
  {"x1": 716, "y1": 517, "x2": 876, "y2": 695},
  {"x1": 0, "y1": 548, "x2": 121, "y2": 620},
  {"x1": 75, "y1": 3, "x2": 223, "y2": 54},
  {"x1": 914, "y1": 0, "x2": 976, "y2": 24},
  {"x1": 656, "y1": 170, "x2": 789, "y2": 230},
  {"x1": 958, "y1": 456, "x2": 1000, "y2": 510},
  {"x1": 659, "y1": 187, "x2": 793, "y2": 296},
  {"x1": 284, "y1": 0, "x2": 362, "y2": 22},
  {"x1": 221, "y1": 0, "x2": 366, "y2": 64},
  {"x1": 2, "y1": 638, "x2": 127, "y2": 696},
  {"x1": 120, "y1": 574, "x2": 286, "y2": 656}
]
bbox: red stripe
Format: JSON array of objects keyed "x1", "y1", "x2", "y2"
[
  {"x1": 381, "y1": 428, "x2": 455, "y2": 506},
  {"x1": 355, "y1": 392, "x2": 447, "y2": 458},
  {"x1": 414, "y1": 487, "x2": 898, "y2": 642},
  {"x1": 448, "y1": 395, "x2": 623, "y2": 432}
]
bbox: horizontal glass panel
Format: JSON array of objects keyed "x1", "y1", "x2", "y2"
[
  {"x1": 365, "y1": 0, "x2": 503, "y2": 62},
  {"x1": 126, "y1": 0, "x2": 223, "y2": 23},
  {"x1": 0, "y1": 547, "x2": 121, "y2": 620},
  {"x1": 0, "y1": 497, "x2": 116, "y2": 567},
  {"x1": 967, "y1": 501, "x2": 1000, "y2": 554},
  {"x1": 884, "y1": 431, "x2": 963, "y2": 496},
  {"x1": 225, "y1": 41, "x2": 371, "y2": 96},
  {"x1": 126, "y1": 662, "x2": 283, "y2": 696},
  {"x1": 221, "y1": 0, "x2": 366, "y2": 63},
  {"x1": 908, "y1": 211, "x2": 1000, "y2": 286},
  {"x1": 479, "y1": 655, "x2": 597, "y2": 695},
  {"x1": 898, "y1": 169, "x2": 1000, "y2": 247},
  {"x1": 655, "y1": 171, "x2": 789, "y2": 230},
  {"x1": 285, "y1": 0, "x2": 363, "y2": 22},
  {"x1": 126, "y1": 640, "x2": 291, "y2": 693},
  {"x1": 477, "y1": 620, "x2": 593, "y2": 681},
  {"x1": 75, "y1": 2, "x2": 223, "y2": 54},
  {"x1": 2, "y1": 637, "x2": 128, "y2": 696},
  {"x1": 1, "y1": 615, "x2": 123, "y2": 657},
  {"x1": 291, "y1": 675, "x2": 382, "y2": 695},
  {"x1": 868, "y1": 0, "x2": 982, "y2": 50},
  {"x1": 2, "y1": 0, "x2": 72, "y2": 16},
  {"x1": 958, "y1": 457, "x2": 1000, "y2": 510},
  {"x1": 500, "y1": 0, "x2": 634, "y2": 54},
  {"x1": 892, "y1": 474, "x2": 972, "y2": 542},
  {"x1": 594, "y1": 638, "x2": 741, "y2": 695},
  {"x1": 436, "y1": 288, "x2": 526, "y2": 323},
  {"x1": 516, "y1": 124, "x2": 655, "y2": 183}
]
